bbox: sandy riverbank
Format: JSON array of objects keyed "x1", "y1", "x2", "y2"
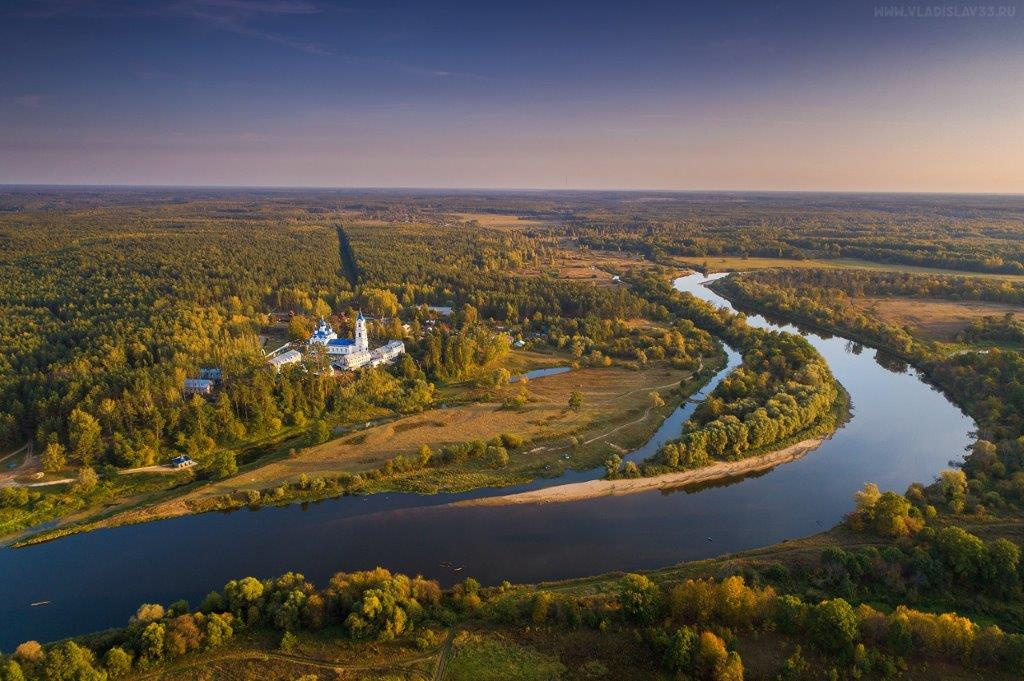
[{"x1": 455, "y1": 438, "x2": 825, "y2": 507}]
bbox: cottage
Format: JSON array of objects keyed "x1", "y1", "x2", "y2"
[
  {"x1": 170, "y1": 455, "x2": 195, "y2": 469},
  {"x1": 183, "y1": 378, "x2": 214, "y2": 396}
]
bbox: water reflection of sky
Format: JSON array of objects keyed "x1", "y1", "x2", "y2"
[{"x1": 0, "y1": 273, "x2": 974, "y2": 648}]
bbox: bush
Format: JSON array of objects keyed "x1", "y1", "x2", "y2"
[{"x1": 663, "y1": 626, "x2": 698, "y2": 673}]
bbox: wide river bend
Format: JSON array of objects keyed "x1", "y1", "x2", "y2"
[{"x1": 0, "y1": 273, "x2": 973, "y2": 647}]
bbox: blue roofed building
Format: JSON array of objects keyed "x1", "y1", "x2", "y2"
[
  {"x1": 308, "y1": 314, "x2": 369, "y2": 356},
  {"x1": 198, "y1": 367, "x2": 222, "y2": 381}
]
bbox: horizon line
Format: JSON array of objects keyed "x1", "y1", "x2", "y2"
[{"x1": 1, "y1": 183, "x2": 1022, "y2": 197}]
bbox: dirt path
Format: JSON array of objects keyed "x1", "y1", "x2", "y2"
[
  {"x1": 454, "y1": 438, "x2": 825, "y2": 507},
  {"x1": 138, "y1": 630, "x2": 453, "y2": 680},
  {"x1": 433, "y1": 629, "x2": 457, "y2": 681},
  {"x1": 0, "y1": 442, "x2": 30, "y2": 467},
  {"x1": 119, "y1": 464, "x2": 181, "y2": 475}
]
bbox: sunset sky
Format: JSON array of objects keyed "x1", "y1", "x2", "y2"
[{"x1": 1, "y1": 0, "x2": 1022, "y2": 191}]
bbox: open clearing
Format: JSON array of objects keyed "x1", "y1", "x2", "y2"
[
  {"x1": 520, "y1": 249, "x2": 650, "y2": 287},
  {"x1": 100, "y1": 359, "x2": 699, "y2": 527},
  {"x1": 213, "y1": 361, "x2": 688, "y2": 488},
  {"x1": 850, "y1": 296, "x2": 1024, "y2": 341},
  {"x1": 675, "y1": 255, "x2": 1024, "y2": 280},
  {"x1": 453, "y1": 212, "x2": 552, "y2": 230}
]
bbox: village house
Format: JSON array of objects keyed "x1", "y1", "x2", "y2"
[{"x1": 183, "y1": 378, "x2": 214, "y2": 396}]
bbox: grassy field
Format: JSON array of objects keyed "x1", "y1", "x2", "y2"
[
  {"x1": 849, "y1": 296, "x2": 1024, "y2": 341},
  {"x1": 144, "y1": 627, "x2": 441, "y2": 680},
  {"x1": 676, "y1": 255, "x2": 1024, "y2": 280},
  {"x1": 146, "y1": 359, "x2": 699, "y2": 501},
  {"x1": 454, "y1": 212, "x2": 552, "y2": 230},
  {"x1": 503, "y1": 247, "x2": 651, "y2": 288},
  {"x1": 446, "y1": 632, "x2": 566, "y2": 681}
]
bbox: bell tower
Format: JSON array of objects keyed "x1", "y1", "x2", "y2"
[{"x1": 355, "y1": 311, "x2": 368, "y2": 352}]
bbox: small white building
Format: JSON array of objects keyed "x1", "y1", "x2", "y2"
[
  {"x1": 332, "y1": 340, "x2": 406, "y2": 372},
  {"x1": 267, "y1": 349, "x2": 302, "y2": 371},
  {"x1": 183, "y1": 378, "x2": 214, "y2": 396},
  {"x1": 333, "y1": 349, "x2": 373, "y2": 371},
  {"x1": 369, "y1": 340, "x2": 406, "y2": 367}
]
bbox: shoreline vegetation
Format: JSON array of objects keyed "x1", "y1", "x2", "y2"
[
  {"x1": 462, "y1": 380, "x2": 852, "y2": 507},
  {"x1": 10, "y1": 354, "x2": 729, "y2": 548},
  {"x1": 454, "y1": 437, "x2": 826, "y2": 506}
]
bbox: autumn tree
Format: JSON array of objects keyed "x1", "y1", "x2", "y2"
[
  {"x1": 68, "y1": 408, "x2": 103, "y2": 464},
  {"x1": 41, "y1": 442, "x2": 67, "y2": 473},
  {"x1": 620, "y1": 573, "x2": 663, "y2": 624}
]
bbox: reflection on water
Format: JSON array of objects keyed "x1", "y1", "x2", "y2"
[
  {"x1": 874, "y1": 350, "x2": 911, "y2": 374},
  {"x1": 0, "y1": 273, "x2": 975, "y2": 649},
  {"x1": 659, "y1": 466, "x2": 775, "y2": 497}
]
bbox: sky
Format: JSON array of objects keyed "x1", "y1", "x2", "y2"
[{"x1": 1, "y1": 0, "x2": 1022, "y2": 192}]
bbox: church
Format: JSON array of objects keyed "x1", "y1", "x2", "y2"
[
  {"x1": 307, "y1": 311, "x2": 406, "y2": 371},
  {"x1": 307, "y1": 312, "x2": 369, "y2": 356}
]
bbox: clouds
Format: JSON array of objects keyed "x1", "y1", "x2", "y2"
[
  {"x1": 12, "y1": 94, "x2": 43, "y2": 108},
  {"x1": 10, "y1": 0, "x2": 332, "y2": 55}
]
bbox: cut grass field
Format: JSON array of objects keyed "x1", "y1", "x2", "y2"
[
  {"x1": 676, "y1": 255, "x2": 1024, "y2": 280},
  {"x1": 849, "y1": 295, "x2": 1024, "y2": 342}
]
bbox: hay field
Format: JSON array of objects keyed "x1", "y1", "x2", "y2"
[
  {"x1": 178, "y1": 361, "x2": 693, "y2": 498},
  {"x1": 675, "y1": 256, "x2": 1024, "y2": 280},
  {"x1": 850, "y1": 296, "x2": 1024, "y2": 341}
]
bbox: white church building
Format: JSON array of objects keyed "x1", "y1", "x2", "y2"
[
  {"x1": 307, "y1": 312, "x2": 405, "y2": 371},
  {"x1": 308, "y1": 312, "x2": 369, "y2": 356}
]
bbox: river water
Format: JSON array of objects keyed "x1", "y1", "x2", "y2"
[{"x1": 0, "y1": 273, "x2": 973, "y2": 647}]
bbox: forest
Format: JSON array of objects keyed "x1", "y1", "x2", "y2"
[
  {"x1": 0, "y1": 191, "x2": 725, "y2": 539},
  {"x1": 6, "y1": 188, "x2": 1024, "y2": 679},
  {"x1": 3, "y1": 550, "x2": 1024, "y2": 680},
  {"x1": 609, "y1": 271, "x2": 842, "y2": 478}
]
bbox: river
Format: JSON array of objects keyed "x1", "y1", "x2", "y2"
[{"x1": 0, "y1": 273, "x2": 973, "y2": 647}]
